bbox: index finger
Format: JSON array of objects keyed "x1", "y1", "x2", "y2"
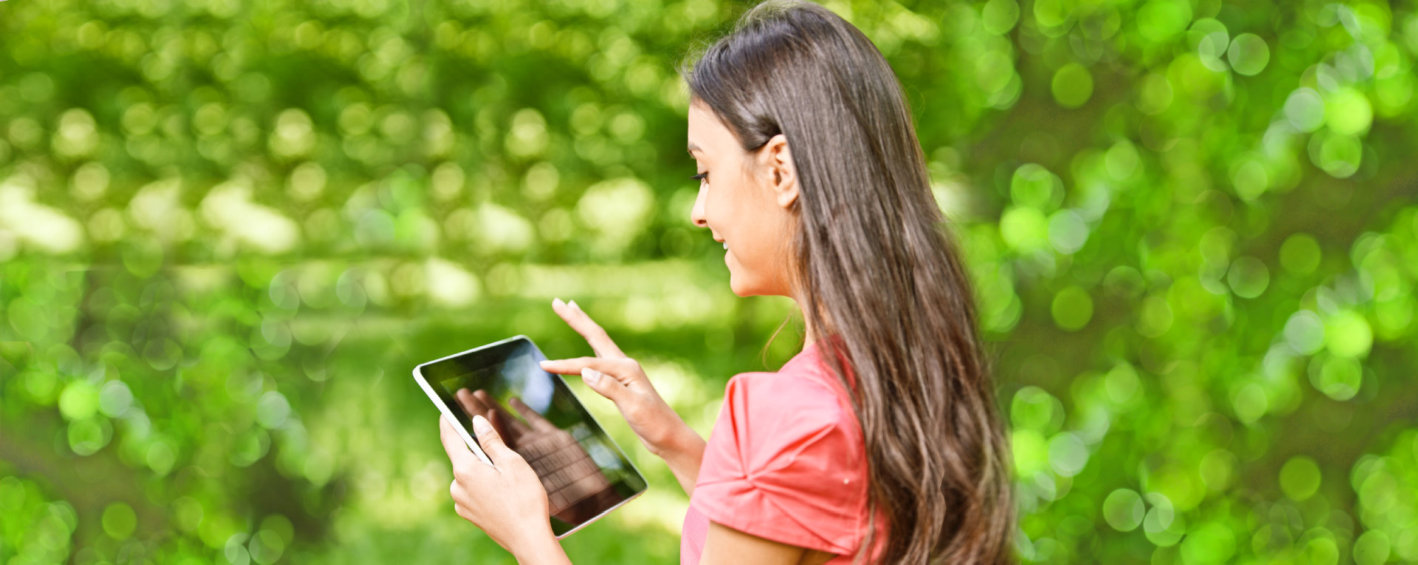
[
  {"x1": 552, "y1": 298, "x2": 626, "y2": 358},
  {"x1": 537, "y1": 356, "x2": 635, "y2": 382}
]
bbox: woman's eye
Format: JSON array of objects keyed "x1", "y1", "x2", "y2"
[{"x1": 692, "y1": 172, "x2": 708, "y2": 183}]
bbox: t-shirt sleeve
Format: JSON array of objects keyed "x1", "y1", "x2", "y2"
[{"x1": 690, "y1": 371, "x2": 870, "y2": 555}]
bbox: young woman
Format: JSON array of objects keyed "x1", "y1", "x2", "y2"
[{"x1": 437, "y1": 1, "x2": 1015, "y2": 562}]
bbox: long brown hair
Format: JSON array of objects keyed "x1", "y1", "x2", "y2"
[{"x1": 682, "y1": 1, "x2": 1015, "y2": 563}]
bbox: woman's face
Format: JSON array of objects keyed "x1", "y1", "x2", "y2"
[{"x1": 686, "y1": 101, "x2": 799, "y2": 298}]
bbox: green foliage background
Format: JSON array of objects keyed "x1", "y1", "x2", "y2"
[{"x1": 2, "y1": 0, "x2": 1417, "y2": 563}]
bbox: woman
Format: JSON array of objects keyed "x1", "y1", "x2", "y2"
[{"x1": 437, "y1": 1, "x2": 1015, "y2": 562}]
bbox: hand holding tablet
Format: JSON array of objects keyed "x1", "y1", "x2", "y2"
[
  {"x1": 451, "y1": 388, "x2": 615, "y2": 519},
  {"x1": 437, "y1": 413, "x2": 558, "y2": 556}
]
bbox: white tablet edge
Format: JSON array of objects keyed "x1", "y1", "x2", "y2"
[{"x1": 551, "y1": 485, "x2": 645, "y2": 540}]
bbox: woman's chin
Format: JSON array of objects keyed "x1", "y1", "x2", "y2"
[
  {"x1": 731, "y1": 276, "x2": 754, "y2": 298},
  {"x1": 726, "y1": 257, "x2": 755, "y2": 296},
  {"x1": 728, "y1": 275, "x2": 766, "y2": 297},
  {"x1": 727, "y1": 273, "x2": 749, "y2": 297}
]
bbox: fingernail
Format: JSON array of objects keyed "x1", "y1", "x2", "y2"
[
  {"x1": 539, "y1": 359, "x2": 552, "y2": 367},
  {"x1": 581, "y1": 367, "x2": 601, "y2": 384},
  {"x1": 472, "y1": 414, "x2": 493, "y2": 435},
  {"x1": 553, "y1": 297, "x2": 564, "y2": 308},
  {"x1": 569, "y1": 299, "x2": 580, "y2": 310}
]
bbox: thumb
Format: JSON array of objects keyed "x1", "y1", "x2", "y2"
[
  {"x1": 580, "y1": 367, "x2": 627, "y2": 404},
  {"x1": 472, "y1": 414, "x2": 518, "y2": 465}
]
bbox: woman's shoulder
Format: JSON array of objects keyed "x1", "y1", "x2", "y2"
[
  {"x1": 723, "y1": 341, "x2": 858, "y2": 433},
  {"x1": 693, "y1": 338, "x2": 873, "y2": 556},
  {"x1": 727, "y1": 337, "x2": 852, "y2": 397}
]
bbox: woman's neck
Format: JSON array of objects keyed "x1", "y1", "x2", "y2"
[{"x1": 791, "y1": 288, "x2": 826, "y2": 350}]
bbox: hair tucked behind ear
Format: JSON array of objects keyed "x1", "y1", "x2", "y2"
[{"x1": 682, "y1": 1, "x2": 1015, "y2": 563}]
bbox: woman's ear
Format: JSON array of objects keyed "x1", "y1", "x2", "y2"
[{"x1": 758, "y1": 134, "x2": 798, "y2": 209}]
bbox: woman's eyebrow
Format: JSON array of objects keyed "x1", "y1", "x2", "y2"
[{"x1": 687, "y1": 142, "x2": 701, "y2": 155}]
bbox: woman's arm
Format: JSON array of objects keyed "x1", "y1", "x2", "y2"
[
  {"x1": 699, "y1": 522, "x2": 835, "y2": 565},
  {"x1": 650, "y1": 420, "x2": 707, "y2": 495},
  {"x1": 539, "y1": 298, "x2": 707, "y2": 495},
  {"x1": 508, "y1": 536, "x2": 573, "y2": 565}
]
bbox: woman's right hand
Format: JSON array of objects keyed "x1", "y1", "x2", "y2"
[{"x1": 538, "y1": 298, "x2": 706, "y2": 492}]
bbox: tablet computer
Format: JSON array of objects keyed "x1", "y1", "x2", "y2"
[{"x1": 413, "y1": 335, "x2": 648, "y2": 538}]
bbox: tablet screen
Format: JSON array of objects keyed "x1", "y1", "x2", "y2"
[{"x1": 418, "y1": 336, "x2": 647, "y2": 536}]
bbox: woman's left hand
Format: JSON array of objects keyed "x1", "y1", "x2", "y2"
[{"x1": 438, "y1": 414, "x2": 569, "y2": 563}]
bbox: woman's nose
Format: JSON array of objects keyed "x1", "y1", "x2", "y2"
[{"x1": 689, "y1": 185, "x2": 709, "y2": 228}]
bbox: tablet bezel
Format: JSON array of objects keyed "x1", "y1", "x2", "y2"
[{"x1": 412, "y1": 334, "x2": 647, "y2": 539}]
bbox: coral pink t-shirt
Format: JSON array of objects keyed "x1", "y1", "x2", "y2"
[{"x1": 681, "y1": 336, "x2": 887, "y2": 564}]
